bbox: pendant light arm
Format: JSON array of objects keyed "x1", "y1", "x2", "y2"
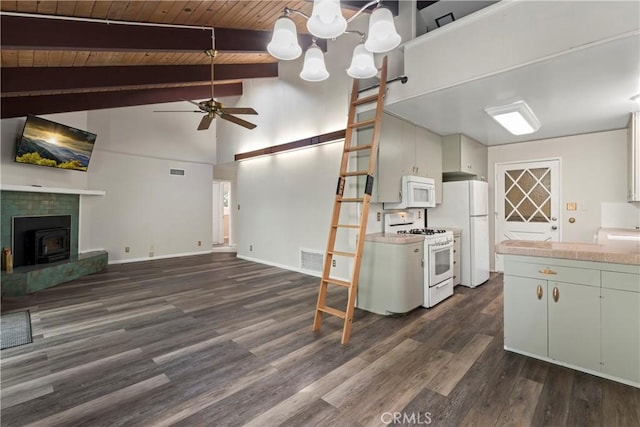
[
  {"x1": 346, "y1": 0, "x2": 382, "y2": 23},
  {"x1": 283, "y1": 6, "x2": 310, "y2": 20},
  {"x1": 345, "y1": 30, "x2": 366, "y2": 40}
]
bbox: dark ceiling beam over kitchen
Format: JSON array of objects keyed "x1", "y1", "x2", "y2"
[
  {"x1": 416, "y1": 1, "x2": 439, "y2": 10},
  {"x1": 2, "y1": 64, "x2": 278, "y2": 95},
  {"x1": 1, "y1": 83, "x2": 243, "y2": 119},
  {"x1": 0, "y1": 14, "x2": 325, "y2": 53}
]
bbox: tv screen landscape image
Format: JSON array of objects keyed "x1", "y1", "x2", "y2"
[{"x1": 15, "y1": 115, "x2": 97, "y2": 172}]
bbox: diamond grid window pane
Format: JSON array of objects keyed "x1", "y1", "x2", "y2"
[{"x1": 504, "y1": 167, "x2": 552, "y2": 223}]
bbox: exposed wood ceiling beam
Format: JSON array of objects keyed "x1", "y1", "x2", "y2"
[
  {"x1": 0, "y1": 14, "x2": 325, "y2": 53},
  {"x1": 2, "y1": 64, "x2": 278, "y2": 95},
  {"x1": 417, "y1": 1, "x2": 439, "y2": 11},
  {"x1": 1, "y1": 83, "x2": 243, "y2": 119}
]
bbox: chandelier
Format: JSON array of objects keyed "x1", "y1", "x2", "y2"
[{"x1": 267, "y1": 0, "x2": 401, "y2": 82}]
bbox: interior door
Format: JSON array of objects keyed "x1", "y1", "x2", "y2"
[{"x1": 495, "y1": 159, "x2": 560, "y2": 271}]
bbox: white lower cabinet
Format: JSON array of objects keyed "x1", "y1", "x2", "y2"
[
  {"x1": 547, "y1": 281, "x2": 601, "y2": 372},
  {"x1": 503, "y1": 256, "x2": 640, "y2": 388},
  {"x1": 601, "y1": 271, "x2": 640, "y2": 383}
]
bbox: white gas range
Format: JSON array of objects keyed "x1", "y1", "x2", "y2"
[{"x1": 385, "y1": 211, "x2": 455, "y2": 308}]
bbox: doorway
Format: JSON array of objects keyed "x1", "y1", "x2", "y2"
[
  {"x1": 495, "y1": 158, "x2": 561, "y2": 271},
  {"x1": 212, "y1": 180, "x2": 232, "y2": 248}
]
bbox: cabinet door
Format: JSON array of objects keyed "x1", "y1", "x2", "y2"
[
  {"x1": 452, "y1": 234, "x2": 461, "y2": 286},
  {"x1": 503, "y1": 275, "x2": 547, "y2": 356},
  {"x1": 601, "y1": 288, "x2": 640, "y2": 383},
  {"x1": 548, "y1": 281, "x2": 601, "y2": 372},
  {"x1": 416, "y1": 126, "x2": 443, "y2": 203},
  {"x1": 401, "y1": 119, "x2": 417, "y2": 176},
  {"x1": 376, "y1": 113, "x2": 404, "y2": 202}
]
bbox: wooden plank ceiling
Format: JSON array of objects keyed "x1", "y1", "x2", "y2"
[{"x1": 0, "y1": 1, "x2": 399, "y2": 118}]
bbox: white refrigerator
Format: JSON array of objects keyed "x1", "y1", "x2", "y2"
[{"x1": 427, "y1": 180, "x2": 490, "y2": 288}]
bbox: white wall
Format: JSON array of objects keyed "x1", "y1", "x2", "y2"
[
  {"x1": 488, "y1": 129, "x2": 629, "y2": 269},
  {"x1": 1, "y1": 103, "x2": 216, "y2": 264},
  {"x1": 237, "y1": 142, "x2": 350, "y2": 278}
]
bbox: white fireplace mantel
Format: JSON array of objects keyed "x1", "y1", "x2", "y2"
[{"x1": 1, "y1": 184, "x2": 106, "y2": 196}]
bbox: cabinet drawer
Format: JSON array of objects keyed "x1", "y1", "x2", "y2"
[
  {"x1": 602, "y1": 271, "x2": 640, "y2": 293},
  {"x1": 505, "y1": 260, "x2": 600, "y2": 287}
]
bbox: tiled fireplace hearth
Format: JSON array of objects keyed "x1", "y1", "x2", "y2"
[{"x1": 1, "y1": 189, "x2": 107, "y2": 297}]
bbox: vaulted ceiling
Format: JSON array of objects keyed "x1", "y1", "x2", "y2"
[{"x1": 0, "y1": 0, "x2": 411, "y2": 119}]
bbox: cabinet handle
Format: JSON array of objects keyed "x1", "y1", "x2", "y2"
[
  {"x1": 539, "y1": 268, "x2": 557, "y2": 275},
  {"x1": 536, "y1": 285, "x2": 543, "y2": 300},
  {"x1": 552, "y1": 287, "x2": 559, "y2": 302}
]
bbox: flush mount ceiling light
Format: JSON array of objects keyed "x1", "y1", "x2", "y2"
[
  {"x1": 267, "y1": 0, "x2": 401, "y2": 82},
  {"x1": 485, "y1": 100, "x2": 542, "y2": 136}
]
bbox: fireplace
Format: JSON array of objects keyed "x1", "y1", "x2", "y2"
[{"x1": 12, "y1": 215, "x2": 72, "y2": 267}]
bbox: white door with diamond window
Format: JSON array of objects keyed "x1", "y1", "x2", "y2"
[{"x1": 495, "y1": 159, "x2": 561, "y2": 271}]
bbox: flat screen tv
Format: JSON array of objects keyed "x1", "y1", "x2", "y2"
[{"x1": 15, "y1": 115, "x2": 97, "y2": 172}]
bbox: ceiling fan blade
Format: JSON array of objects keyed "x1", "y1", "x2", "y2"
[
  {"x1": 154, "y1": 110, "x2": 202, "y2": 113},
  {"x1": 218, "y1": 113, "x2": 257, "y2": 130},
  {"x1": 197, "y1": 115, "x2": 215, "y2": 131},
  {"x1": 219, "y1": 107, "x2": 258, "y2": 115}
]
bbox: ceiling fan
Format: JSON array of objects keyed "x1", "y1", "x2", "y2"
[{"x1": 156, "y1": 49, "x2": 258, "y2": 130}]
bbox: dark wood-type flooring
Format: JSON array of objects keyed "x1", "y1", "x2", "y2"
[{"x1": 1, "y1": 253, "x2": 639, "y2": 426}]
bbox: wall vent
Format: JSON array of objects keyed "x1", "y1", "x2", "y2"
[
  {"x1": 300, "y1": 249, "x2": 324, "y2": 273},
  {"x1": 170, "y1": 169, "x2": 185, "y2": 176}
]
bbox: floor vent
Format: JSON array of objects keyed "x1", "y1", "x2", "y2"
[{"x1": 300, "y1": 249, "x2": 323, "y2": 273}]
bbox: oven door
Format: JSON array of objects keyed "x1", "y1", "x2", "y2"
[{"x1": 428, "y1": 242, "x2": 454, "y2": 285}]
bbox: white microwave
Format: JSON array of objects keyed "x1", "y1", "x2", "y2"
[{"x1": 384, "y1": 176, "x2": 436, "y2": 209}]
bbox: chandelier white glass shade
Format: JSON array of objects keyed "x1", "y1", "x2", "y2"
[
  {"x1": 307, "y1": 0, "x2": 347, "y2": 39},
  {"x1": 364, "y1": 7, "x2": 401, "y2": 53},
  {"x1": 346, "y1": 43, "x2": 377, "y2": 79},
  {"x1": 300, "y1": 43, "x2": 330, "y2": 82},
  {"x1": 267, "y1": 0, "x2": 401, "y2": 81},
  {"x1": 267, "y1": 16, "x2": 302, "y2": 60},
  {"x1": 485, "y1": 100, "x2": 542, "y2": 135}
]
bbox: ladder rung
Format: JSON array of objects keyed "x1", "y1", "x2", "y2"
[
  {"x1": 318, "y1": 306, "x2": 346, "y2": 319},
  {"x1": 342, "y1": 171, "x2": 370, "y2": 177},
  {"x1": 329, "y1": 251, "x2": 356, "y2": 258},
  {"x1": 344, "y1": 144, "x2": 373, "y2": 153},
  {"x1": 348, "y1": 119, "x2": 376, "y2": 129},
  {"x1": 333, "y1": 224, "x2": 360, "y2": 229},
  {"x1": 339, "y1": 198, "x2": 364, "y2": 203},
  {"x1": 323, "y1": 278, "x2": 351, "y2": 287},
  {"x1": 352, "y1": 94, "x2": 379, "y2": 106}
]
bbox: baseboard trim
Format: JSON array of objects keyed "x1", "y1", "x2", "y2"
[
  {"x1": 236, "y1": 254, "x2": 350, "y2": 283},
  {"x1": 108, "y1": 250, "x2": 214, "y2": 265}
]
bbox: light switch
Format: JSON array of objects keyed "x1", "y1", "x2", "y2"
[{"x1": 566, "y1": 202, "x2": 577, "y2": 211}]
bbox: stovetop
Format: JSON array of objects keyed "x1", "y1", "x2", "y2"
[{"x1": 397, "y1": 228, "x2": 448, "y2": 235}]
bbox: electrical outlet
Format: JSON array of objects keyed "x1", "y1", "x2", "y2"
[
  {"x1": 238, "y1": 204, "x2": 241, "y2": 210},
  {"x1": 332, "y1": 259, "x2": 336, "y2": 267},
  {"x1": 250, "y1": 245, "x2": 253, "y2": 251},
  {"x1": 149, "y1": 251, "x2": 154, "y2": 257},
  {"x1": 377, "y1": 212, "x2": 381, "y2": 221},
  {"x1": 125, "y1": 246, "x2": 130, "y2": 253},
  {"x1": 198, "y1": 241, "x2": 202, "y2": 246}
]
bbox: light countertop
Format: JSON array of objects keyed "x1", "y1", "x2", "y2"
[
  {"x1": 496, "y1": 228, "x2": 640, "y2": 265},
  {"x1": 365, "y1": 232, "x2": 425, "y2": 244}
]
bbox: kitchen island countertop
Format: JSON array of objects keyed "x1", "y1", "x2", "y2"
[{"x1": 496, "y1": 235, "x2": 640, "y2": 266}]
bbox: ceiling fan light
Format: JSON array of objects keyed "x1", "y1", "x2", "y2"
[
  {"x1": 307, "y1": 0, "x2": 347, "y2": 39},
  {"x1": 364, "y1": 7, "x2": 401, "y2": 53},
  {"x1": 267, "y1": 16, "x2": 302, "y2": 60},
  {"x1": 485, "y1": 100, "x2": 541, "y2": 135},
  {"x1": 300, "y1": 45, "x2": 329, "y2": 82},
  {"x1": 346, "y1": 43, "x2": 377, "y2": 79}
]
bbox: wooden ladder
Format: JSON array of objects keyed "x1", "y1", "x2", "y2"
[{"x1": 312, "y1": 56, "x2": 388, "y2": 345}]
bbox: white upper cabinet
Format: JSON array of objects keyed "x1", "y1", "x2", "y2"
[
  {"x1": 628, "y1": 112, "x2": 640, "y2": 202},
  {"x1": 358, "y1": 112, "x2": 443, "y2": 203},
  {"x1": 442, "y1": 134, "x2": 487, "y2": 180}
]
